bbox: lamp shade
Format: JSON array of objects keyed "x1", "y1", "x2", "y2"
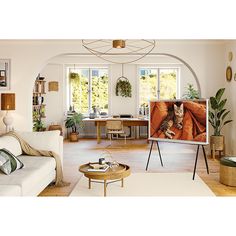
[
  {"x1": 1, "y1": 93, "x2": 15, "y2": 110},
  {"x1": 113, "y1": 40, "x2": 125, "y2": 49}
]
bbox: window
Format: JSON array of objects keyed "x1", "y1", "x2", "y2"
[
  {"x1": 139, "y1": 67, "x2": 179, "y2": 107},
  {"x1": 68, "y1": 67, "x2": 109, "y2": 115}
]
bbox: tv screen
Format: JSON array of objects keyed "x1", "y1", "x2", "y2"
[{"x1": 149, "y1": 99, "x2": 208, "y2": 145}]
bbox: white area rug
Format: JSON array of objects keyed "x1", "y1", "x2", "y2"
[{"x1": 70, "y1": 173, "x2": 215, "y2": 197}]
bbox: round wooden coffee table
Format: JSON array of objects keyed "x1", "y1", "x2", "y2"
[{"x1": 79, "y1": 163, "x2": 131, "y2": 196}]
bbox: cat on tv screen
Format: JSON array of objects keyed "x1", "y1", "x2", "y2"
[{"x1": 149, "y1": 99, "x2": 208, "y2": 145}]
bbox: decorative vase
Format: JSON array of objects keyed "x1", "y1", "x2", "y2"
[
  {"x1": 38, "y1": 96, "x2": 44, "y2": 105},
  {"x1": 89, "y1": 112, "x2": 96, "y2": 119}
]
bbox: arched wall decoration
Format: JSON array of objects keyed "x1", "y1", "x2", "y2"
[
  {"x1": 39, "y1": 52, "x2": 201, "y2": 97},
  {"x1": 154, "y1": 53, "x2": 201, "y2": 97}
]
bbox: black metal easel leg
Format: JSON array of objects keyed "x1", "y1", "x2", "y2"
[
  {"x1": 193, "y1": 145, "x2": 200, "y2": 180},
  {"x1": 156, "y1": 141, "x2": 163, "y2": 167},
  {"x1": 146, "y1": 141, "x2": 154, "y2": 171},
  {"x1": 201, "y1": 145, "x2": 209, "y2": 174}
]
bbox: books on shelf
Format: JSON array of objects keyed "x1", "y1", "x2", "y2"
[{"x1": 87, "y1": 163, "x2": 110, "y2": 172}]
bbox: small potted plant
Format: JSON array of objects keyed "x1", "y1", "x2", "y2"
[
  {"x1": 208, "y1": 88, "x2": 233, "y2": 154},
  {"x1": 65, "y1": 112, "x2": 84, "y2": 142},
  {"x1": 182, "y1": 83, "x2": 200, "y2": 99},
  {"x1": 33, "y1": 119, "x2": 46, "y2": 132}
]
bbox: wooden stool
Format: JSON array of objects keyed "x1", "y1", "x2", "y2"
[
  {"x1": 220, "y1": 157, "x2": 236, "y2": 186},
  {"x1": 211, "y1": 143, "x2": 225, "y2": 159}
]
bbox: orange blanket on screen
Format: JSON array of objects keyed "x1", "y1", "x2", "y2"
[{"x1": 150, "y1": 101, "x2": 206, "y2": 142}]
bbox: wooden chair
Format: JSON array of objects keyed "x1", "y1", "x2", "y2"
[{"x1": 106, "y1": 119, "x2": 126, "y2": 145}]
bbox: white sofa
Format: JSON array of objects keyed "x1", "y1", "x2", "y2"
[{"x1": 0, "y1": 131, "x2": 63, "y2": 196}]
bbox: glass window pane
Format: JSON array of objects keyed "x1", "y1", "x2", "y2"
[
  {"x1": 81, "y1": 69, "x2": 89, "y2": 78},
  {"x1": 70, "y1": 69, "x2": 89, "y2": 114},
  {"x1": 91, "y1": 69, "x2": 109, "y2": 115},
  {"x1": 159, "y1": 68, "x2": 177, "y2": 99},
  {"x1": 92, "y1": 69, "x2": 99, "y2": 77},
  {"x1": 139, "y1": 69, "x2": 157, "y2": 107}
]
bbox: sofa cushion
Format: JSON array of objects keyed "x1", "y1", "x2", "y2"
[
  {"x1": 0, "y1": 185, "x2": 21, "y2": 196},
  {"x1": 17, "y1": 131, "x2": 60, "y2": 155},
  {"x1": 0, "y1": 136, "x2": 22, "y2": 156},
  {"x1": 0, "y1": 155, "x2": 56, "y2": 196},
  {"x1": 0, "y1": 149, "x2": 24, "y2": 175}
]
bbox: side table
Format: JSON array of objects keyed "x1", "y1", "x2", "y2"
[{"x1": 79, "y1": 163, "x2": 131, "y2": 197}]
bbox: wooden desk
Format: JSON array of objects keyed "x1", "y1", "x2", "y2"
[{"x1": 83, "y1": 118, "x2": 149, "y2": 144}]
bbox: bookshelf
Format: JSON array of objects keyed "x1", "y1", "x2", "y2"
[{"x1": 32, "y1": 79, "x2": 46, "y2": 127}]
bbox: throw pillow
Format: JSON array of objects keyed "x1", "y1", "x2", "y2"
[
  {"x1": 0, "y1": 136, "x2": 23, "y2": 156},
  {"x1": 0, "y1": 149, "x2": 24, "y2": 175}
]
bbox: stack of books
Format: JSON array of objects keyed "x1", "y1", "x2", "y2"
[{"x1": 87, "y1": 163, "x2": 109, "y2": 172}]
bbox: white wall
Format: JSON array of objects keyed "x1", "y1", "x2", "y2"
[
  {"x1": 40, "y1": 64, "x2": 64, "y2": 127},
  {"x1": 0, "y1": 40, "x2": 225, "y2": 138},
  {"x1": 223, "y1": 41, "x2": 236, "y2": 154},
  {"x1": 110, "y1": 63, "x2": 138, "y2": 116}
]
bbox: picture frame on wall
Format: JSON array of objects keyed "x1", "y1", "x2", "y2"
[
  {"x1": 226, "y1": 66, "x2": 232, "y2": 82},
  {"x1": 0, "y1": 59, "x2": 10, "y2": 90}
]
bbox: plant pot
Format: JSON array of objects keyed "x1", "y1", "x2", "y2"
[
  {"x1": 210, "y1": 135, "x2": 224, "y2": 151},
  {"x1": 69, "y1": 132, "x2": 79, "y2": 142}
]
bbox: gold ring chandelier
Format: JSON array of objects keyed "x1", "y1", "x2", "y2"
[{"x1": 82, "y1": 39, "x2": 156, "y2": 64}]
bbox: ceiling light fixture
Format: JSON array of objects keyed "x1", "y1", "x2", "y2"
[
  {"x1": 82, "y1": 39, "x2": 156, "y2": 64},
  {"x1": 112, "y1": 40, "x2": 125, "y2": 49}
]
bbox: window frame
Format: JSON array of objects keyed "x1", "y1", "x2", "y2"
[
  {"x1": 137, "y1": 65, "x2": 180, "y2": 113},
  {"x1": 66, "y1": 65, "x2": 109, "y2": 116}
]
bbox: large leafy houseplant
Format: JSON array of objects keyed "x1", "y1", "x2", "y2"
[
  {"x1": 208, "y1": 88, "x2": 232, "y2": 136},
  {"x1": 65, "y1": 112, "x2": 84, "y2": 141}
]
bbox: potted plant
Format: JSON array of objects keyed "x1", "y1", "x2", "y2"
[
  {"x1": 115, "y1": 78, "x2": 132, "y2": 97},
  {"x1": 33, "y1": 119, "x2": 46, "y2": 132},
  {"x1": 182, "y1": 83, "x2": 200, "y2": 99},
  {"x1": 69, "y1": 72, "x2": 79, "y2": 79},
  {"x1": 65, "y1": 112, "x2": 84, "y2": 142},
  {"x1": 208, "y1": 88, "x2": 233, "y2": 153}
]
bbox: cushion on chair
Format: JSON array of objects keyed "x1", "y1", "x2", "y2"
[
  {"x1": 107, "y1": 130, "x2": 125, "y2": 134},
  {"x1": 220, "y1": 157, "x2": 236, "y2": 167}
]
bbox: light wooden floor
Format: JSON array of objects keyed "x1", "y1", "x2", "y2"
[{"x1": 40, "y1": 139, "x2": 236, "y2": 196}]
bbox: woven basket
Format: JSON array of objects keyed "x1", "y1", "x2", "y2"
[
  {"x1": 69, "y1": 132, "x2": 79, "y2": 142},
  {"x1": 210, "y1": 135, "x2": 224, "y2": 151}
]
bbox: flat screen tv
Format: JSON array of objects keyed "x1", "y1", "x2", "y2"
[{"x1": 149, "y1": 99, "x2": 208, "y2": 145}]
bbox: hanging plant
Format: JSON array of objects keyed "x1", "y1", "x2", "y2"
[
  {"x1": 69, "y1": 72, "x2": 79, "y2": 79},
  {"x1": 115, "y1": 77, "x2": 132, "y2": 97}
]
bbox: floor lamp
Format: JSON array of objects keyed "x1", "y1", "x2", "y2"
[{"x1": 1, "y1": 93, "x2": 15, "y2": 132}]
